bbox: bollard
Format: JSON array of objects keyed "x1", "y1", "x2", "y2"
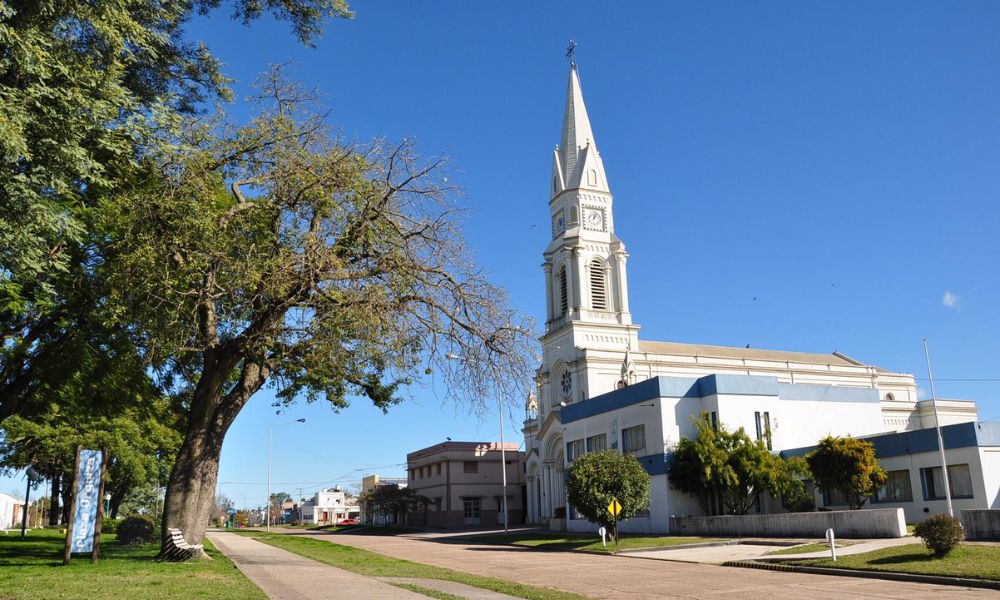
[
  {"x1": 825, "y1": 528, "x2": 837, "y2": 561},
  {"x1": 598, "y1": 526, "x2": 607, "y2": 547}
]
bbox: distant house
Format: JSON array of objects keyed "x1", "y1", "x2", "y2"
[
  {"x1": 406, "y1": 441, "x2": 525, "y2": 529},
  {"x1": 0, "y1": 492, "x2": 23, "y2": 530},
  {"x1": 299, "y1": 486, "x2": 356, "y2": 525}
]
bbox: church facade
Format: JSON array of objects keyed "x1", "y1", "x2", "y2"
[{"x1": 521, "y1": 64, "x2": 993, "y2": 532}]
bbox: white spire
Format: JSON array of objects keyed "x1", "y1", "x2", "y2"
[{"x1": 553, "y1": 65, "x2": 609, "y2": 197}]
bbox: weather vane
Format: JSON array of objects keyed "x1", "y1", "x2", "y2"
[{"x1": 566, "y1": 39, "x2": 577, "y2": 67}]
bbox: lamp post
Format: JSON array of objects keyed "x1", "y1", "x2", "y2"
[
  {"x1": 267, "y1": 418, "x2": 305, "y2": 532},
  {"x1": 104, "y1": 493, "x2": 111, "y2": 516},
  {"x1": 446, "y1": 354, "x2": 508, "y2": 534}
]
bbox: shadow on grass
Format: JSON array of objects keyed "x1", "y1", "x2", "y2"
[{"x1": 868, "y1": 552, "x2": 937, "y2": 565}]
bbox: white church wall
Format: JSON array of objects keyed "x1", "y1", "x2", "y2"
[
  {"x1": 980, "y1": 448, "x2": 1000, "y2": 509},
  {"x1": 772, "y1": 399, "x2": 885, "y2": 450},
  {"x1": 857, "y1": 446, "x2": 987, "y2": 524}
]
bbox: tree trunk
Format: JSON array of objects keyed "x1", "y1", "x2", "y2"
[
  {"x1": 49, "y1": 474, "x2": 60, "y2": 526},
  {"x1": 158, "y1": 352, "x2": 265, "y2": 559}
]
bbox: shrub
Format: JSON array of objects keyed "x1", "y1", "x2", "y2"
[
  {"x1": 552, "y1": 506, "x2": 566, "y2": 519},
  {"x1": 102, "y1": 517, "x2": 122, "y2": 534},
  {"x1": 914, "y1": 514, "x2": 964, "y2": 557},
  {"x1": 785, "y1": 488, "x2": 816, "y2": 513},
  {"x1": 117, "y1": 515, "x2": 157, "y2": 545}
]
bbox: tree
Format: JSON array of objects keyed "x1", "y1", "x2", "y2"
[
  {"x1": 0, "y1": 0, "x2": 352, "y2": 424},
  {"x1": 360, "y1": 484, "x2": 427, "y2": 526},
  {"x1": 269, "y1": 492, "x2": 291, "y2": 524},
  {"x1": 668, "y1": 414, "x2": 805, "y2": 515},
  {"x1": 102, "y1": 73, "x2": 534, "y2": 557},
  {"x1": 567, "y1": 450, "x2": 650, "y2": 538},
  {"x1": 0, "y1": 393, "x2": 183, "y2": 520},
  {"x1": 806, "y1": 435, "x2": 887, "y2": 510}
]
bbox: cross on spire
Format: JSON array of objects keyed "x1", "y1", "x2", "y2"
[{"x1": 565, "y1": 39, "x2": 577, "y2": 68}]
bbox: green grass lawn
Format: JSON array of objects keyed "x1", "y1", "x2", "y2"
[
  {"x1": 766, "y1": 540, "x2": 861, "y2": 556},
  {"x1": 0, "y1": 529, "x2": 266, "y2": 600},
  {"x1": 237, "y1": 531, "x2": 588, "y2": 600},
  {"x1": 469, "y1": 532, "x2": 716, "y2": 554},
  {"x1": 786, "y1": 543, "x2": 1000, "y2": 580}
]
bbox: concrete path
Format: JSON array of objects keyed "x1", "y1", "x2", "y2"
[
  {"x1": 626, "y1": 536, "x2": 917, "y2": 564},
  {"x1": 278, "y1": 528, "x2": 998, "y2": 599},
  {"x1": 207, "y1": 531, "x2": 421, "y2": 599}
]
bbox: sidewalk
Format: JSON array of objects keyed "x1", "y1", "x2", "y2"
[{"x1": 207, "y1": 530, "x2": 421, "y2": 600}]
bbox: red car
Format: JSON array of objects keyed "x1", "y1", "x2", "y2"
[{"x1": 336, "y1": 518, "x2": 359, "y2": 526}]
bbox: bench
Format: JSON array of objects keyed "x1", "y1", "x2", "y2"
[{"x1": 160, "y1": 527, "x2": 204, "y2": 561}]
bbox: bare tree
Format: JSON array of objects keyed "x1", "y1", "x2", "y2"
[{"x1": 103, "y1": 70, "x2": 535, "y2": 557}]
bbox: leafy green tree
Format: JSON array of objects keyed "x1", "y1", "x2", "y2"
[
  {"x1": 101, "y1": 72, "x2": 534, "y2": 555},
  {"x1": 567, "y1": 450, "x2": 650, "y2": 537},
  {"x1": 668, "y1": 414, "x2": 805, "y2": 515},
  {"x1": 361, "y1": 484, "x2": 428, "y2": 526},
  {"x1": 0, "y1": 394, "x2": 183, "y2": 519},
  {"x1": 0, "y1": 0, "x2": 352, "y2": 423},
  {"x1": 806, "y1": 435, "x2": 887, "y2": 510}
]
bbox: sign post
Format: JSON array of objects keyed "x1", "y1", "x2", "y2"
[
  {"x1": 606, "y1": 497, "x2": 622, "y2": 550},
  {"x1": 62, "y1": 447, "x2": 107, "y2": 564}
]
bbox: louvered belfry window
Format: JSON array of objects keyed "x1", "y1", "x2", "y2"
[
  {"x1": 559, "y1": 266, "x2": 568, "y2": 315},
  {"x1": 590, "y1": 260, "x2": 607, "y2": 310}
]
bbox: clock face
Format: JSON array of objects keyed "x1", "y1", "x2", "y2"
[
  {"x1": 584, "y1": 208, "x2": 604, "y2": 230},
  {"x1": 560, "y1": 370, "x2": 573, "y2": 398}
]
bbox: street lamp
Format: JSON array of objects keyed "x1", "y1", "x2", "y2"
[
  {"x1": 104, "y1": 493, "x2": 111, "y2": 516},
  {"x1": 267, "y1": 418, "x2": 305, "y2": 532},
  {"x1": 446, "y1": 353, "x2": 509, "y2": 534}
]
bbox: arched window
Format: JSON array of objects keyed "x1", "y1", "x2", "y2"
[
  {"x1": 558, "y1": 266, "x2": 568, "y2": 315},
  {"x1": 589, "y1": 259, "x2": 607, "y2": 310}
]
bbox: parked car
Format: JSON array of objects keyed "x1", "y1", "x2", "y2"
[{"x1": 336, "y1": 518, "x2": 358, "y2": 526}]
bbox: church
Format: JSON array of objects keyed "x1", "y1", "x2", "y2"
[{"x1": 521, "y1": 62, "x2": 998, "y2": 532}]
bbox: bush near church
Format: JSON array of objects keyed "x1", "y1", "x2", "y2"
[
  {"x1": 117, "y1": 515, "x2": 157, "y2": 545},
  {"x1": 567, "y1": 450, "x2": 650, "y2": 536},
  {"x1": 914, "y1": 514, "x2": 965, "y2": 557}
]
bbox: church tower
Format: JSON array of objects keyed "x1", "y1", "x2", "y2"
[{"x1": 538, "y1": 62, "x2": 639, "y2": 412}]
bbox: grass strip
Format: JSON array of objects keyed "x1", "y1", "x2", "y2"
[
  {"x1": 391, "y1": 582, "x2": 465, "y2": 600},
  {"x1": 238, "y1": 531, "x2": 588, "y2": 600},
  {"x1": 470, "y1": 532, "x2": 716, "y2": 554},
  {"x1": 766, "y1": 541, "x2": 860, "y2": 556},
  {"x1": 0, "y1": 529, "x2": 267, "y2": 600},
  {"x1": 785, "y1": 543, "x2": 1000, "y2": 580}
]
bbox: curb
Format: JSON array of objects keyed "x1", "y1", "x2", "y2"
[{"x1": 721, "y1": 560, "x2": 1000, "y2": 591}]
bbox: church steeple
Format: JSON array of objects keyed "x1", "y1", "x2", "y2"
[{"x1": 552, "y1": 66, "x2": 610, "y2": 198}]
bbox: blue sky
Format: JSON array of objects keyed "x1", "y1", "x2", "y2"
[{"x1": 8, "y1": 2, "x2": 1000, "y2": 504}]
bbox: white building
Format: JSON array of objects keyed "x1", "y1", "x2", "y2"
[
  {"x1": 0, "y1": 492, "x2": 23, "y2": 530},
  {"x1": 299, "y1": 486, "x2": 357, "y2": 526},
  {"x1": 522, "y1": 62, "x2": 997, "y2": 532}
]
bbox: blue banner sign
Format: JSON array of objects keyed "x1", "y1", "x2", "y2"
[{"x1": 71, "y1": 449, "x2": 103, "y2": 553}]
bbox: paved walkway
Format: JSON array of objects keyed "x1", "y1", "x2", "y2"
[
  {"x1": 626, "y1": 536, "x2": 916, "y2": 564},
  {"x1": 207, "y1": 531, "x2": 420, "y2": 599},
  {"x1": 276, "y1": 529, "x2": 998, "y2": 599},
  {"x1": 207, "y1": 531, "x2": 522, "y2": 600}
]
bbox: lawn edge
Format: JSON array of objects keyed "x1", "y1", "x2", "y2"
[{"x1": 721, "y1": 560, "x2": 1000, "y2": 591}]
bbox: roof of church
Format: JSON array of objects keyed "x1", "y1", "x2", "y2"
[{"x1": 637, "y1": 340, "x2": 882, "y2": 369}]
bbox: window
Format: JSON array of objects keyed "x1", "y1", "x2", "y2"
[
  {"x1": 435, "y1": 463, "x2": 442, "y2": 476},
  {"x1": 566, "y1": 439, "x2": 585, "y2": 462},
  {"x1": 560, "y1": 369, "x2": 573, "y2": 398},
  {"x1": 586, "y1": 434, "x2": 607, "y2": 452},
  {"x1": 588, "y1": 169, "x2": 598, "y2": 186},
  {"x1": 463, "y1": 461, "x2": 478, "y2": 474},
  {"x1": 558, "y1": 266, "x2": 568, "y2": 315},
  {"x1": 922, "y1": 464, "x2": 974, "y2": 500},
  {"x1": 754, "y1": 411, "x2": 772, "y2": 450},
  {"x1": 622, "y1": 425, "x2": 646, "y2": 454},
  {"x1": 874, "y1": 470, "x2": 913, "y2": 503},
  {"x1": 589, "y1": 260, "x2": 607, "y2": 310},
  {"x1": 463, "y1": 499, "x2": 481, "y2": 519},
  {"x1": 709, "y1": 411, "x2": 718, "y2": 431}
]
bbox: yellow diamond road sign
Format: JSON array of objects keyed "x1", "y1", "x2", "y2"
[{"x1": 607, "y1": 498, "x2": 622, "y2": 517}]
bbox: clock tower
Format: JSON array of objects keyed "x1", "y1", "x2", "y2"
[{"x1": 538, "y1": 63, "x2": 639, "y2": 410}]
